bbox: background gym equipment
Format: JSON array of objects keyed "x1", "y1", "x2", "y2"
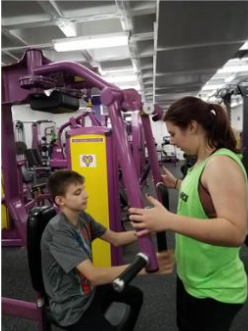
[{"x1": 216, "y1": 80, "x2": 248, "y2": 173}]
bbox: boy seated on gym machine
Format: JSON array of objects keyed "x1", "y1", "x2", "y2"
[
  {"x1": 41, "y1": 169, "x2": 172, "y2": 331},
  {"x1": 41, "y1": 169, "x2": 143, "y2": 330}
]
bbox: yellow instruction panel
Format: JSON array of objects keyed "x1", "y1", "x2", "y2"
[
  {"x1": 1, "y1": 174, "x2": 9, "y2": 230},
  {"x1": 69, "y1": 134, "x2": 111, "y2": 267}
]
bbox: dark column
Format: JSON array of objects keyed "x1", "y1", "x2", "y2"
[{"x1": 243, "y1": 95, "x2": 248, "y2": 173}]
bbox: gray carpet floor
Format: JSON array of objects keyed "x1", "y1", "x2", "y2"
[{"x1": 2, "y1": 162, "x2": 248, "y2": 330}]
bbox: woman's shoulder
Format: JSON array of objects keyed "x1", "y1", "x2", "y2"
[
  {"x1": 207, "y1": 152, "x2": 239, "y2": 170},
  {"x1": 208, "y1": 148, "x2": 243, "y2": 168},
  {"x1": 212, "y1": 148, "x2": 240, "y2": 158},
  {"x1": 202, "y1": 149, "x2": 244, "y2": 184}
]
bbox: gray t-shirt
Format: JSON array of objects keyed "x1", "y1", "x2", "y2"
[{"x1": 41, "y1": 211, "x2": 106, "y2": 326}]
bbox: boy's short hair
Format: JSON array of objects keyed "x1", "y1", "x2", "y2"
[{"x1": 47, "y1": 170, "x2": 85, "y2": 201}]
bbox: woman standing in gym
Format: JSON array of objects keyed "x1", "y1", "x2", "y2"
[{"x1": 129, "y1": 96, "x2": 247, "y2": 331}]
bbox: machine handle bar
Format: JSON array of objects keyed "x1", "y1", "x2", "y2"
[{"x1": 112, "y1": 253, "x2": 149, "y2": 292}]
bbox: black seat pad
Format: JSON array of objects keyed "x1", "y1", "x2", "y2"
[{"x1": 27, "y1": 206, "x2": 56, "y2": 293}]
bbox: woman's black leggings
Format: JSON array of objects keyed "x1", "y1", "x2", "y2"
[{"x1": 176, "y1": 276, "x2": 244, "y2": 331}]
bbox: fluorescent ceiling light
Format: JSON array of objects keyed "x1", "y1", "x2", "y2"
[
  {"x1": 105, "y1": 75, "x2": 137, "y2": 83},
  {"x1": 102, "y1": 68, "x2": 134, "y2": 75},
  {"x1": 217, "y1": 65, "x2": 248, "y2": 74},
  {"x1": 240, "y1": 41, "x2": 248, "y2": 51},
  {"x1": 224, "y1": 74, "x2": 236, "y2": 83},
  {"x1": 99, "y1": 65, "x2": 134, "y2": 76},
  {"x1": 53, "y1": 33, "x2": 128, "y2": 52},
  {"x1": 225, "y1": 57, "x2": 248, "y2": 65},
  {"x1": 201, "y1": 84, "x2": 224, "y2": 91}
]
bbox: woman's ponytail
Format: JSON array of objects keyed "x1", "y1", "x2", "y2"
[{"x1": 164, "y1": 97, "x2": 240, "y2": 153}]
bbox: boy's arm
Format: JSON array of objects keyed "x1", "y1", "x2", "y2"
[
  {"x1": 76, "y1": 259, "x2": 129, "y2": 286},
  {"x1": 100, "y1": 229, "x2": 137, "y2": 247},
  {"x1": 77, "y1": 249, "x2": 175, "y2": 286}
]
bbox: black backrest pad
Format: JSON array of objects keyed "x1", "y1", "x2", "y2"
[
  {"x1": 27, "y1": 206, "x2": 56, "y2": 292},
  {"x1": 32, "y1": 149, "x2": 43, "y2": 166},
  {"x1": 25, "y1": 149, "x2": 39, "y2": 167}
]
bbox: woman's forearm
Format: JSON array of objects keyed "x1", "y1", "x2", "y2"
[
  {"x1": 169, "y1": 213, "x2": 245, "y2": 247},
  {"x1": 175, "y1": 179, "x2": 182, "y2": 190}
]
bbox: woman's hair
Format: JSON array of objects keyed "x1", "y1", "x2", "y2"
[
  {"x1": 163, "y1": 96, "x2": 240, "y2": 153},
  {"x1": 47, "y1": 170, "x2": 84, "y2": 201}
]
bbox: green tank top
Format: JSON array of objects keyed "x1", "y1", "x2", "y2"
[{"x1": 176, "y1": 148, "x2": 247, "y2": 303}]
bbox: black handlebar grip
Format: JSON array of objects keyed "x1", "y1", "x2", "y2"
[
  {"x1": 156, "y1": 182, "x2": 169, "y2": 209},
  {"x1": 155, "y1": 182, "x2": 168, "y2": 251},
  {"x1": 112, "y1": 253, "x2": 149, "y2": 292},
  {"x1": 156, "y1": 232, "x2": 168, "y2": 252}
]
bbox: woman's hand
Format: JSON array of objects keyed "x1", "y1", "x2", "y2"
[
  {"x1": 139, "y1": 249, "x2": 175, "y2": 275},
  {"x1": 156, "y1": 250, "x2": 175, "y2": 274},
  {"x1": 161, "y1": 167, "x2": 177, "y2": 189},
  {"x1": 129, "y1": 195, "x2": 172, "y2": 236}
]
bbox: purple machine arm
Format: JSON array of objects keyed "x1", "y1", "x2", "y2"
[
  {"x1": 34, "y1": 61, "x2": 112, "y2": 91},
  {"x1": 101, "y1": 88, "x2": 158, "y2": 271},
  {"x1": 141, "y1": 105, "x2": 164, "y2": 192},
  {"x1": 57, "y1": 112, "x2": 101, "y2": 147},
  {"x1": 34, "y1": 59, "x2": 158, "y2": 271},
  {"x1": 141, "y1": 105, "x2": 168, "y2": 252},
  {"x1": 131, "y1": 111, "x2": 145, "y2": 179}
]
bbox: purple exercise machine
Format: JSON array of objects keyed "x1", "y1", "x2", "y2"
[{"x1": 2, "y1": 49, "x2": 166, "y2": 327}]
